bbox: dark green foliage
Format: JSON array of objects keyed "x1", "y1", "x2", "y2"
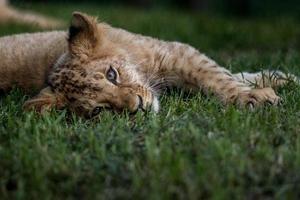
[
  {"x1": 1, "y1": 3, "x2": 300, "y2": 199},
  {"x1": 12, "y1": 0, "x2": 300, "y2": 16}
]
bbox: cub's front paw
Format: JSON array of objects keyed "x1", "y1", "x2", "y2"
[
  {"x1": 237, "y1": 87, "x2": 281, "y2": 109},
  {"x1": 23, "y1": 87, "x2": 65, "y2": 114}
]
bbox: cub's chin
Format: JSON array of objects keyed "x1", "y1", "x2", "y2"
[{"x1": 151, "y1": 96, "x2": 160, "y2": 113}]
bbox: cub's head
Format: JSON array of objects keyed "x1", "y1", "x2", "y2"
[{"x1": 24, "y1": 12, "x2": 159, "y2": 117}]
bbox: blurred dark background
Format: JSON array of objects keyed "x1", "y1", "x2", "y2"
[{"x1": 11, "y1": 0, "x2": 300, "y2": 17}]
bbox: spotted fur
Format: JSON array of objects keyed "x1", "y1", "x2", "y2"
[{"x1": 0, "y1": 12, "x2": 297, "y2": 117}]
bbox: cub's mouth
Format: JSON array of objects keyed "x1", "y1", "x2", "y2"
[
  {"x1": 114, "y1": 92, "x2": 160, "y2": 115},
  {"x1": 133, "y1": 94, "x2": 160, "y2": 114},
  {"x1": 85, "y1": 92, "x2": 160, "y2": 118}
]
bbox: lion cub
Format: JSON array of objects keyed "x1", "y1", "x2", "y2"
[{"x1": 0, "y1": 12, "x2": 296, "y2": 117}]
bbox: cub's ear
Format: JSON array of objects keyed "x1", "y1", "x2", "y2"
[
  {"x1": 68, "y1": 12, "x2": 101, "y2": 57},
  {"x1": 23, "y1": 87, "x2": 66, "y2": 113}
]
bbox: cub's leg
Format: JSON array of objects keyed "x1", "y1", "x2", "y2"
[
  {"x1": 233, "y1": 70, "x2": 299, "y2": 88},
  {"x1": 0, "y1": 0, "x2": 64, "y2": 29},
  {"x1": 157, "y1": 42, "x2": 281, "y2": 107}
]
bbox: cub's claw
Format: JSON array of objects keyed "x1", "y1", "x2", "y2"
[{"x1": 237, "y1": 87, "x2": 281, "y2": 108}]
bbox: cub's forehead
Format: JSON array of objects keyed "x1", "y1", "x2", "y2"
[
  {"x1": 88, "y1": 58, "x2": 127, "y2": 69},
  {"x1": 47, "y1": 56, "x2": 133, "y2": 94},
  {"x1": 48, "y1": 66, "x2": 105, "y2": 95}
]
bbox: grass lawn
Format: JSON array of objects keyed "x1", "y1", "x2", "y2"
[{"x1": 1, "y1": 2, "x2": 300, "y2": 199}]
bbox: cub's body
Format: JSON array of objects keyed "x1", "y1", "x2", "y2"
[
  {"x1": 0, "y1": 12, "x2": 294, "y2": 116},
  {"x1": 0, "y1": 31, "x2": 66, "y2": 91}
]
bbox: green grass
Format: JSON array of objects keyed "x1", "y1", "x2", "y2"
[{"x1": 1, "y1": 2, "x2": 300, "y2": 199}]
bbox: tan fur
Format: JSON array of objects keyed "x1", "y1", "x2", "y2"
[
  {"x1": 0, "y1": 31, "x2": 67, "y2": 92},
  {"x1": 0, "y1": 0, "x2": 64, "y2": 29},
  {"x1": 0, "y1": 12, "x2": 297, "y2": 117}
]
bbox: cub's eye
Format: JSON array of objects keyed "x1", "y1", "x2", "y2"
[
  {"x1": 91, "y1": 106, "x2": 103, "y2": 117},
  {"x1": 106, "y1": 66, "x2": 118, "y2": 84}
]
